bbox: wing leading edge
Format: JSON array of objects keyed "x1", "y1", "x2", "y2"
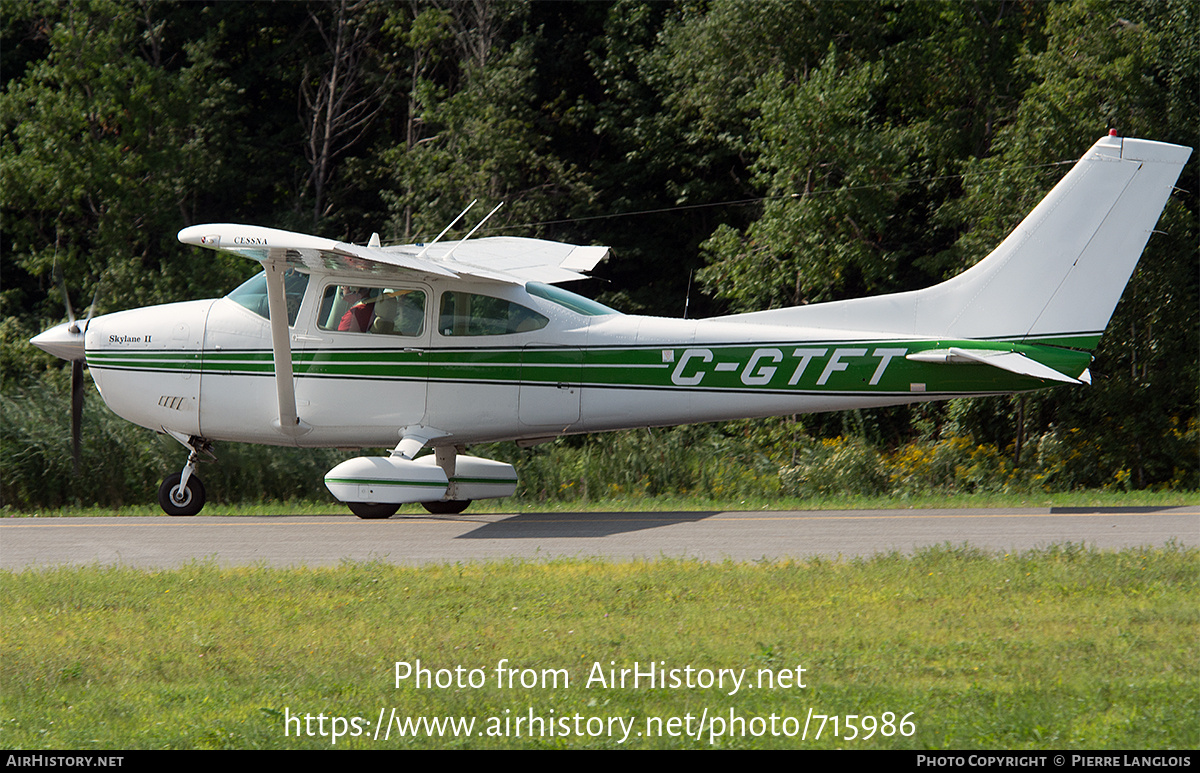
[{"x1": 177, "y1": 223, "x2": 609, "y2": 285}]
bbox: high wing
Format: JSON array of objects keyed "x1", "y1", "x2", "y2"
[
  {"x1": 400, "y1": 237, "x2": 609, "y2": 284},
  {"x1": 177, "y1": 223, "x2": 609, "y2": 285},
  {"x1": 177, "y1": 221, "x2": 610, "y2": 443}
]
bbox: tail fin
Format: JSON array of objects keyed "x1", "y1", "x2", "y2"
[{"x1": 730, "y1": 135, "x2": 1192, "y2": 349}]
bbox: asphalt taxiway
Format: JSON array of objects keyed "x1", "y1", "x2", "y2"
[{"x1": 2, "y1": 506, "x2": 1196, "y2": 569}]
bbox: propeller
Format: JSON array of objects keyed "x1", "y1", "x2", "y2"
[{"x1": 50, "y1": 266, "x2": 100, "y2": 477}]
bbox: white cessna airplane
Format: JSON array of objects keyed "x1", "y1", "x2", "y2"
[{"x1": 31, "y1": 134, "x2": 1191, "y2": 517}]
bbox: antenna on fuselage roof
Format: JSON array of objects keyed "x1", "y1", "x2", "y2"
[
  {"x1": 442, "y1": 201, "x2": 503, "y2": 262},
  {"x1": 415, "y1": 199, "x2": 478, "y2": 260}
]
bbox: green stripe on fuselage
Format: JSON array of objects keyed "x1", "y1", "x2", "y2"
[{"x1": 85, "y1": 339, "x2": 1090, "y2": 394}]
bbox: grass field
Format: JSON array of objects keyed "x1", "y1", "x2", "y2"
[{"x1": 3, "y1": 542, "x2": 1196, "y2": 749}]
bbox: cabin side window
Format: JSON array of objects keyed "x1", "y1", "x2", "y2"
[
  {"x1": 438, "y1": 291, "x2": 549, "y2": 336},
  {"x1": 317, "y1": 285, "x2": 427, "y2": 336},
  {"x1": 525, "y1": 282, "x2": 621, "y2": 316},
  {"x1": 226, "y1": 270, "x2": 310, "y2": 326}
]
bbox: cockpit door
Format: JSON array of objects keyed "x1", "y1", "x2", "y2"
[{"x1": 294, "y1": 281, "x2": 431, "y2": 445}]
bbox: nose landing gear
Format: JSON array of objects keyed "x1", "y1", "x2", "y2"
[
  {"x1": 160, "y1": 430, "x2": 214, "y2": 516},
  {"x1": 158, "y1": 471, "x2": 207, "y2": 516}
]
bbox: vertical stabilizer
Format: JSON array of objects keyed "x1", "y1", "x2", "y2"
[
  {"x1": 726, "y1": 135, "x2": 1191, "y2": 348},
  {"x1": 928, "y1": 135, "x2": 1191, "y2": 346}
]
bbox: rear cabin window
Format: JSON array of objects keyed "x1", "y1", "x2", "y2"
[
  {"x1": 438, "y1": 291, "x2": 548, "y2": 336},
  {"x1": 317, "y1": 285, "x2": 427, "y2": 336},
  {"x1": 525, "y1": 282, "x2": 621, "y2": 316}
]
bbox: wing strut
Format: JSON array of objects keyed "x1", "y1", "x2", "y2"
[{"x1": 263, "y1": 257, "x2": 310, "y2": 436}]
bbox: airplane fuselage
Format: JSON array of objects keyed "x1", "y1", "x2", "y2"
[
  {"x1": 30, "y1": 136, "x2": 1189, "y2": 516},
  {"x1": 80, "y1": 272, "x2": 1085, "y2": 451}
]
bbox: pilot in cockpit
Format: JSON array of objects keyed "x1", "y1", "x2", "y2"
[{"x1": 337, "y1": 287, "x2": 374, "y2": 332}]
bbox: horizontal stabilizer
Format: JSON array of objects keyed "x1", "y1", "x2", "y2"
[{"x1": 906, "y1": 347, "x2": 1081, "y2": 384}]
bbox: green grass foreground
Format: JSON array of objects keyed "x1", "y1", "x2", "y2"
[{"x1": 2, "y1": 545, "x2": 1196, "y2": 749}]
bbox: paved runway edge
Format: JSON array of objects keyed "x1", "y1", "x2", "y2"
[{"x1": 2, "y1": 507, "x2": 1196, "y2": 569}]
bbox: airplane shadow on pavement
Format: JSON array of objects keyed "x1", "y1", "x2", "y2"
[{"x1": 451, "y1": 511, "x2": 720, "y2": 539}]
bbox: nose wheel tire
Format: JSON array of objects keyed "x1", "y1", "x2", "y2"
[
  {"x1": 158, "y1": 473, "x2": 206, "y2": 516},
  {"x1": 348, "y1": 502, "x2": 401, "y2": 519},
  {"x1": 422, "y1": 499, "x2": 471, "y2": 515}
]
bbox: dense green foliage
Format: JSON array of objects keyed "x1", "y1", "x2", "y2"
[{"x1": 2, "y1": 1, "x2": 1196, "y2": 509}]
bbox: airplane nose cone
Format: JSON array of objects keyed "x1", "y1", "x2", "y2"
[{"x1": 30, "y1": 320, "x2": 86, "y2": 361}]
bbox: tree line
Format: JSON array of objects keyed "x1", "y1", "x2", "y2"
[{"x1": 2, "y1": 0, "x2": 1196, "y2": 507}]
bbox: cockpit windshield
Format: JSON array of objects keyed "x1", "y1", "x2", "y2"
[
  {"x1": 525, "y1": 282, "x2": 621, "y2": 316},
  {"x1": 226, "y1": 270, "x2": 309, "y2": 325}
]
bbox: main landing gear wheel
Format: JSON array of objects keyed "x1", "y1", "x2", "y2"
[
  {"x1": 422, "y1": 499, "x2": 472, "y2": 515},
  {"x1": 158, "y1": 472, "x2": 206, "y2": 516},
  {"x1": 348, "y1": 502, "x2": 401, "y2": 519}
]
